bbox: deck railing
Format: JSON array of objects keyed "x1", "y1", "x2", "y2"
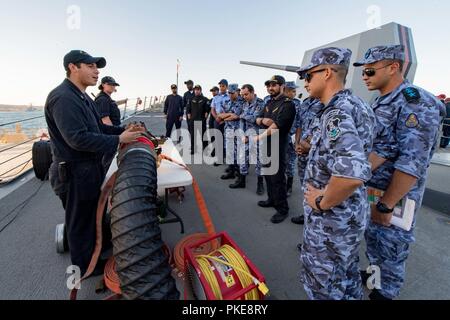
[{"x1": 0, "y1": 95, "x2": 166, "y2": 184}]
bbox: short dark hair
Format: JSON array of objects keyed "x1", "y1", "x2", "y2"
[
  {"x1": 241, "y1": 84, "x2": 255, "y2": 93},
  {"x1": 383, "y1": 59, "x2": 404, "y2": 73},
  {"x1": 394, "y1": 60, "x2": 404, "y2": 73},
  {"x1": 66, "y1": 62, "x2": 82, "y2": 78},
  {"x1": 323, "y1": 65, "x2": 348, "y2": 84}
]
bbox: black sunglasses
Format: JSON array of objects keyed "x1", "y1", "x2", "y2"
[
  {"x1": 362, "y1": 63, "x2": 394, "y2": 77},
  {"x1": 303, "y1": 68, "x2": 337, "y2": 82}
]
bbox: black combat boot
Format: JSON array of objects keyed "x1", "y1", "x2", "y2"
[
  {"x1": 291, "y1": 215, "x2": 305, "y2": 225},
  {"x1": 271, "y1": 211, "x2": 289, "y2": 224},
  {"x1": 286, "y1": 177, "x2": 294, "y2": 197},
  {"x1": 256, "y1": 176, "x2": 265, "y2": 195},
  {"x1": 221, "y1": 166, "x2": 235, "y2": 180},
  {"x1": 258, "y1": 200, "x2": 274, "y2": 208},
  {"x1": 229, "y1": 174, "x2": 246, "y2": 189}
]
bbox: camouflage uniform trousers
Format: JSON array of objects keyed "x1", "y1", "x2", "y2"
[
  {"x1": 300, "y1": 202, "x2": 369, "y2": 300},
  {"x1": 297, "y1": 155, "x2": 308, "y2": 190},
  {"x1": 286, "y1": 141, "x2": 297, "y2": 178},
  {"x1": 365, "y1": 221, "x2": 414, "y2": 299},
  {"x1": 225, "y1": 128, "x2": 239, "y2": 166},
  {"x1": 239, "y1": 131, "x2": 262, "y2": 176}
]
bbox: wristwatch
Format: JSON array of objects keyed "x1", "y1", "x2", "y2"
[
  {"x1": 376, "y1": 201, "x2": 394, "y2": 214},
  {"x1": 315, "y1": 196, "x2": 324, "y2": 212}
]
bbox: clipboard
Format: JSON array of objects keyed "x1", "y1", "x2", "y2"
[{"x1": 368, "y1": 187, "x2": 416, "y2": 231}]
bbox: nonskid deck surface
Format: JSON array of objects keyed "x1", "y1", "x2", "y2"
[{"x1": 0, "y1": 111, "x2": 449, "y2": 300}]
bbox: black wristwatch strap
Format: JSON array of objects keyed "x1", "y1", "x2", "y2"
[
  {"x1": 376, "y1": 201, "x2": 394, "y2": 214},
  {"x1": 315, "y1": 196, "x2": 324, "y2": 212}
]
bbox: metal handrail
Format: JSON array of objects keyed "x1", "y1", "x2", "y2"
[
  {"x1": 0, "y1": 158, "x2": 32, "y2": 178},
  {"x1": 0, "y1": 95, "x2": 163, "y2": 184},
  {"x1": 441, "y1": 118, "x2": 450, "y2": 139},
  {"x1": 0, "y1": 115, "x2": 45, "y2": 128},
  {"x1": 0, "y1": 137, "x2": 40, "y2": 154},
  {"x1": 0, "y1": 149, "x2": 32, "y2": 166},
  {"x1": 0, "y1": 95, "x2": 165, "y2": 128}
]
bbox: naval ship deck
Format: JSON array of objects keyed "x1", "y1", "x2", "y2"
[{"x1": 0, "y1": 111, "x2": 449, "y2": 300}]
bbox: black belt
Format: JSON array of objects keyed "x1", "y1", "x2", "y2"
[{"x1": 53, "y1": 157, "x2": 100, "y2": 164}]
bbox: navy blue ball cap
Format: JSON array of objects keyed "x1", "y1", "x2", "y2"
[
  {"x1": 101, "y1": 76, "x2": 120, "y2": 86},
  {"x1": 64, "y1": 50, "x2": 107, "y2": 70},
  {"x1": 218, "y1": 79, "x2": 229, "y2": 86}
]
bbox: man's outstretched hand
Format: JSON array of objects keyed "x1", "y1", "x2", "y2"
[{"x1": 120, "y1": 127, "x2": 143, "y2": 144}]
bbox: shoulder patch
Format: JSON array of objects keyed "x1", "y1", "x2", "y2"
[
  {"x1": 405, "y1": 113, "x2": 420, "y2": 128},
  {"x1": 402, "y1": 87, "x2": 421, "y2": 103},
  {"x1": 326, "y1": 117, "x2": 341, "y2": 141}
]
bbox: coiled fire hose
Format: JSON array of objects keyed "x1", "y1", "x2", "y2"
[
  {"x1": 159, "y1": 155, "x2": 269, "y2": 300},
  {"x1": 196, "y1": 245, "x2": 269, "y2": 300}
]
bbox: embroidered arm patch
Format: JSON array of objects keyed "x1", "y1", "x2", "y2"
[{"x1": 402, "y1": 87, "x2": 421, "y2": 103}]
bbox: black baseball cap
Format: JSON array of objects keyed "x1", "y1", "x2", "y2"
[
  {"x1": 184, "y1": 80, "x2": 194, "y2": 85},
  {"x1": 101, "y1": 76, "x2": 120, "y2": 86},
  {"x1": 210, "y1": 86, "x2": 219, "y2": 92},
  {"x1": 265, "y1": 75, "x2": 286, "y2": 86},
  {"x1": 64, "y1": 50, "x2": 106, "y2": 70}
]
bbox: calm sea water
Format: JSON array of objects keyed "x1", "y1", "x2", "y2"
[
  {"x1": 0, "y1": 104, "x2": 142, "y2": 138},
  {"x1": 0, "y1": 111, "x2": 47, "y2": 137}
]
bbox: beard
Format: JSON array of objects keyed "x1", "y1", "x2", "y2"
[{"x1": 269, "y1": 89, "x2": 281, "y2": 97}]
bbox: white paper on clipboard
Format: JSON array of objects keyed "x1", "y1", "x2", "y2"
[
  {"x1": 368, "y1": 188, "x2": 416, "y2": 231},
  {"x1": 291, "y1": 134, "x2": 296, "y2": 145},
  {"x1": 390, "y1": 198, "x2": 415, "y2": 232}
]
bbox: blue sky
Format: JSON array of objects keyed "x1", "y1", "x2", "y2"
[{"x1": 0, "y1": 0, "x2": 449, "y2": 105}]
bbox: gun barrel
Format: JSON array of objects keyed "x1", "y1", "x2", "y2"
[{"x1": 240, "y1": 61, "x2": 300, "y2": 73}]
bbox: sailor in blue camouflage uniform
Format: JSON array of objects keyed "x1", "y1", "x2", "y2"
[
  {"x1": 296, "y1": 98, "x2": 324, "y2": 183},
  {"x1": 354, "y1": 45, "x2": 447, "y2": 300},
  {"x1": 230, "y1": 84, "x2": 266, "y2": 194},
  {"x1": 218, "y1": 84, "x2": 244, "y2": 180},
  {"x1": 263, "y1": 82, "x2": 272, "y2": 106},
  {"x1": 291, "y1": 97, "x2": 324, "y2": 226},
  {"x1": 210, "y1": 79, "x2": 231, "y2": 166},
  {"x1": 297, "y1": 47, "x2": 376, "y2": 300},
  {"x1": 284, "y1": 81, "x2": 302, "y2": 197}
]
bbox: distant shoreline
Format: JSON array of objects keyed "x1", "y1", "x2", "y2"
[{"x1": 0, "y1": 105, "x2": 44, "y2": 112}]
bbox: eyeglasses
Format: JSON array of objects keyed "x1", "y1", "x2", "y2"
[
  {"x1": 362, "y1": 63, "x2": 394, "y2": 77},
  {"x1": 303, "y1": 68, "x2": 337, "y2": 82}
]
